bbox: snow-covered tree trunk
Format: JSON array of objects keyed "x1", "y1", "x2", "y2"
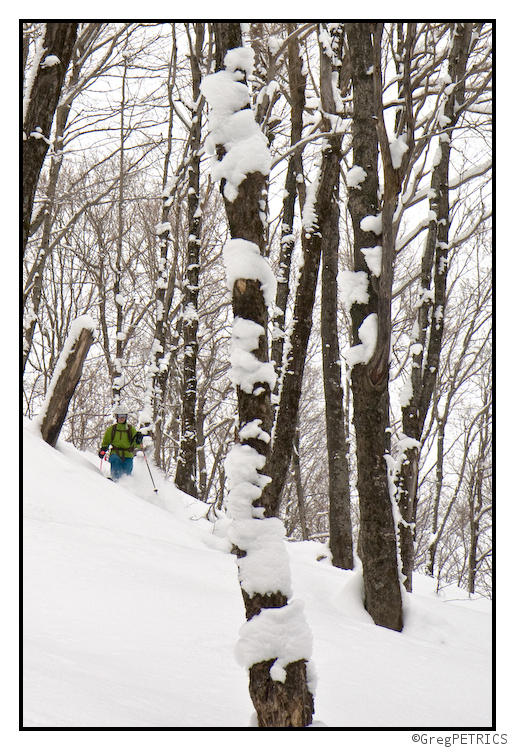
[
  {"x1": 175, "y1": 24, "x2": 204, "y2": 498},
  {"x1": 112, "y1": 52, "x2": 129, "y2": 407},
  {"x1": 202, "y1": 24, "x2": 314, "y2": 727},
  {"x1": 36, "y1": 316, "x2": 96, "y2": 447},
  {"x1": 139, "y1": 32, "x2": 180, "y2": 468},
  {"x1": 23, "y1": 22, "x2": 78, "y2": 255},
  {"x1": 345, "y1": 22, "x2": 403, "y2": 632}
]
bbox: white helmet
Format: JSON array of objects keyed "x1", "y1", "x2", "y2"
[{"x1": 113, "y1": 404, "x2": 129, "y2": 417}]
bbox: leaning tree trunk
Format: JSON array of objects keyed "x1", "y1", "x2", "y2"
[
  {"x1": 23, "y1": 22, "x2": 78, "y2": 255},
  {"x1": 346, "y1": 22, "x2": 403, "y2": 632},
  {"x1": 23, "y1": 47, "x2": 82, "y2": 373},
  {"x1": 23, "y1": 25, "x2": 105, "y2": 374},
  {"x1": 37, "y1": 316, "x2": 95, "y2": 447},
  {"x1": 204, "y1": 23, "x2": 314, "y2": 727}
]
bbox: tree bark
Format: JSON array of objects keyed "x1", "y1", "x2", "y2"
[
  {"x1": 23, "y1": 22, "x2": 78, "y2": 255},
  {"x1": 39, "y1": 322, "x2": 95, "y2": 447},
  {"x1": 249, "y1": 659, "x2": 314, "y2": 728},
  {"x1": 346, "y1": 22, "x2": 403, "y2": 632}
]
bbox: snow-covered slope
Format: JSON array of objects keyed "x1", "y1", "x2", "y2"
[{"x1": 23, "y1": 420, "x2": 492, "y2": 729}]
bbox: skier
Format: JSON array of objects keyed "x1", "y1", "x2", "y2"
[{"x1": 98, "y1": 404, "x2": 144, "y2": 481}]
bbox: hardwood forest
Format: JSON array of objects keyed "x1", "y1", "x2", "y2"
[{"x1": 23, "y1": 23, "x2": 492, "y2": 727}]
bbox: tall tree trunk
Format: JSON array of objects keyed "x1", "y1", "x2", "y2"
[
  {"x1": 205, "y1": 23, "x2": 314, "y2": 727},
  {"x1": 112, "y1": 51, "x2": 129, "y2": 407},
  {"x1": 175, "y1": 23, "x2": 204, "y2": 498},
  {"x1": 23, "y1": 24, "x2": 81, "y2": 370},
  {"x1": 271, "y1": 24, "x2": 306, "y2": 389},
  {"x1": 140, "y1": 30, "x2": 179, "y2": 466},
  {"x1": 346, "y1": 22, "x2": 403, "y2": 632},
  {"x1": 263, "y1": 25, "x2": 345, "y2": 518},
  {"x1": 317, "y1": 26, "x2": 354, "y2": 569},
  {"x1": 23, "y1": 22, "x2": 78, "y2": 255},
  {"x1": 321, "y1": 197, "x2": 353, "y2": 569},
  {"x1": 396, "y1": 23, "x2": 477, "y2": 591}
]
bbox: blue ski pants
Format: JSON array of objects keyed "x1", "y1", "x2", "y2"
[{"x1": 109, "y1": 453, "x2": 133, "y2": 481}]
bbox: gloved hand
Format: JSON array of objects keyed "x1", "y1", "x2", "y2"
[
  {"x1": 135, "y1": 431, "x2": 143, "y2": 443},
  {"x1": 99, "y1": 448, "x2": 108, "y2": 459}
]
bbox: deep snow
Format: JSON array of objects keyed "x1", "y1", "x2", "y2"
[{"x1": 22, "y1": 418, "x2": 494, "y2": 734}]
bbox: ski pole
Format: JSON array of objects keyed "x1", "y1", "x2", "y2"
[{"x1": 143, "y1": 451, "x2": 158, "y2": 493}]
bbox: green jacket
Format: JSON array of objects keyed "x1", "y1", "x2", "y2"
[{"x1": 101, "y1": 423, "x2": 142, "y2": 459}]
